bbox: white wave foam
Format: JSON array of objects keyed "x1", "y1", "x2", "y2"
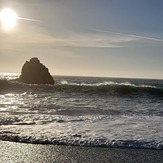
[{"x1": 60, "y1": 80, "x2": 156, "y2": 88}]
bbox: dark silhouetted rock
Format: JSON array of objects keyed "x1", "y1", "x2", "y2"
[{"x1": 17, "y1": 57, "x2": 54, "y2": 85}]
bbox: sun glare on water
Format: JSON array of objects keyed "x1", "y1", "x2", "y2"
[{"x1": 0, "y1": 8, "x2": 18, "y2": 31}]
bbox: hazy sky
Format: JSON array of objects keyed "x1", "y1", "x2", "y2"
[{"x1": 0, "y1": 0, "x2": 163, "y2": 79}]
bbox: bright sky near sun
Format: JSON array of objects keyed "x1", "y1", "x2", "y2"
[
  {"x1": 0, "y1": 0, "x2": 163, "y2": 79},
  {"x1": 0, "y1": 8, "x2": 18, "y2": 30}
]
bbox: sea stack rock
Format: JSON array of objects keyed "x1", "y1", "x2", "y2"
[{"x1": 18, "y1": 57, "x2": 54, "y2": 85}]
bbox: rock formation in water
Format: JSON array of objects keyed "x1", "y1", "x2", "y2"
[{"x1": 17, "y1": 57, "x2": 54, "y2": 85}]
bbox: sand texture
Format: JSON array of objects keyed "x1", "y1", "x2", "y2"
[{"x1": 0, "y1": 141, "x2": 163, "y2": 163}]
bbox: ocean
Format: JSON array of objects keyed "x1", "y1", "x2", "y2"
[{"x1": 0, "y1": 73, "x2": 163, "y2": 150}]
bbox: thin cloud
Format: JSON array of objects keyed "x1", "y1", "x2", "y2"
[
  {"x1": 93, "y1": 29, "x2": 163, "y2": 42},
  {"x1": 2, "y1": 23, "x2": 159, "y2": 49},
  {"x1": 0, "y1": 25, "x2": 129, "y2": 48}
]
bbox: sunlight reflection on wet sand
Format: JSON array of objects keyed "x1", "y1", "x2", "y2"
[{"x1": 0, "y1": 141, "x2": 163, "y2": 163}]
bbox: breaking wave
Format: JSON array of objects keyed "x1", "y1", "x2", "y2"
[
  {"x1": 0, "y1": 77, "x2": 163, "y2": 150},
  {"x1": 1, "y1": 79, "x2": 163, "y2": 96}
]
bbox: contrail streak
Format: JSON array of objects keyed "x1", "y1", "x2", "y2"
[
  {"x1": 128, "y1": 34, "x2": 163, "y2": 42},
  {"x1": 18, "y1": 17, "x2": 41, "y2": 22},
  {"x1": 94, "y1": 29, "x2": 163, "y2": 42}
]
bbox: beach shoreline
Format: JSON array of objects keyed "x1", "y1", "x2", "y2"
[{"x1": 0, "y1": 140, "x2": 163, "y2": 163}]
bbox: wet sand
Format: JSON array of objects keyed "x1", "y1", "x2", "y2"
[{"x1": 0, "y1": 140, "x2": 163, "y2": 163}]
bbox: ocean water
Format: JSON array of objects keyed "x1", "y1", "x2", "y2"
[{"x1": 0, "y1": 73, "x2": 163, "y2": 149}]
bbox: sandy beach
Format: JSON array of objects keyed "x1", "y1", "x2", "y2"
[{"x1": 0, "y1": 140, "x2": 162, "y2": 163}]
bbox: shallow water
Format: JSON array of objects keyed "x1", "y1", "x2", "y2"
[{"x1": 0, "y1": 73, "x2": 163, "y2": 149}]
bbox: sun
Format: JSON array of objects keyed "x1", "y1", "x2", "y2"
[{"x1": 0, "y1": 8, "x2": 18, "y2": 31}]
